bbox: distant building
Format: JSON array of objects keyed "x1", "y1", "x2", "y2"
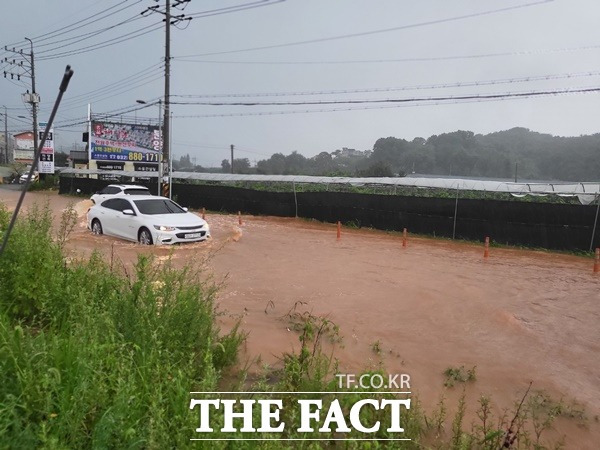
[
  {"x1": 335, "y1": 148, "x2": 372, "y2": 158},
  {"x1": 14, "y1": 131, "x2": 35, "y2": 164},
  {"x1": 69, "y1": 149, "x2": 89, "y2": 170}
]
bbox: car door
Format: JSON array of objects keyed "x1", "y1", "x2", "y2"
[
  {"x1": 113, "y1": 198, "x2": 139, "y2": 241},
  {"x1": 98, "y1": 199, "x2": 121, "y2": 236}
]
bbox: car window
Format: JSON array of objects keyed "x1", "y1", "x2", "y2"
[
  {"x1": 101, "y1": 198, "x2": 133, "y2": 212},
  {"x1": 114, "y1": 199, "x2": 134, "y2": 212},
  {"x1": 100, "y1": 186, "x2": 121, "y2": 195},
  {"x1": 101, "y1": 199, "x2": 120, "y2": 210},
  {"x1": 134, "y1": 199, "x2": 186, "y2": 215},
  {"x1": 124, "y1": 188, "x2": 151, "y2": 196}
]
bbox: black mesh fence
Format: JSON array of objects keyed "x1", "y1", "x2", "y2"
[{"x1": 60, "y1": 176, "x2": 600, "y2": 251}]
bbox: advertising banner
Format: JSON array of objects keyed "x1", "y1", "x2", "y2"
[
  {"x1": 38, "y1": 122, "x2": 54, "y2": 174},
  {"x1": 90, "y1": 121, "x2": 161, "y2": 165}
]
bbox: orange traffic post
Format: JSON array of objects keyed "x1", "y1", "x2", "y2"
[
  {"x1": 337, "y1": 221, "x2": 341, "y2": 240},
  {"x1": 402, "y1": 228, "x2": 407, "y2": 248},
  {"x1": 201, "y1": 207, "x2": 206, "y2": 220},
  {"x1": 594, "y1": 248, "x2": 600, "y2": 273},
  {"x1": 484, "y1": 236, "x2": 490, "y2": 258},
  {"x1": 238, "y1": 211, "x2": 243, "y2": 226}
]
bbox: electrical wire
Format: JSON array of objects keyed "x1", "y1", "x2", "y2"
[
  {"x1": 171, "y1": 70, "x2": 600, "y2": 99},
  {"x1": 173, "y1": 42, "x2": 600, "y2": 65},
  {"x1": 55, "y1": 73, "x2": 164, "y2": 113},
  {"x1": 45, "y1": 62, "x2": 163, "y2": 107},
  {"x1": 32, "y1": 1, "x2": 141, "y2": 45},
  {"x1": 38, "y1": 22, "x2": 163, "y2": 60},
  {"x1": 186, "y1": 0, "x2": 286, "y2": 19},
  {"x1": 170, "y1": 86, "x2": 600, "y2": 118},
  {"x1": 54, "y1": 99, "x2": 162, "y2": 128},
  {"x1": 176, "y1": 0, "x2": 554, "y2": 58},
  {"x1": 169, "y1": 86, "x2": 600, "y2": 106},
  {"x1": 35, "y1": 12, "x2": 144, "y2": 51}
]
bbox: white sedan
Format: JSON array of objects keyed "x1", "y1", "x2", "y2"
[
  {"x1": 87, "y1": 195, "x2": 210, "y2": 245},
  {"x1": 90, "y1": 184, "x2": 152, "y2": 204}
]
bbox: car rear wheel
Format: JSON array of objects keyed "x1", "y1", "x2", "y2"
[
  {"x1": 91, "y1": 219, "x2": 103, "y2": 235},
  {"x1": 138, "y1": 228, "x2": 153, "y2": 245}
]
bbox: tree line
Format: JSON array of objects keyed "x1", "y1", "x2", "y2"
[{"x1": 173, "y1": 128, "x2": 600, "y2": 181}]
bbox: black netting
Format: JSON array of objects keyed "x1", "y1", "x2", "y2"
[{"x1": 60, "y1": 177, "x2": 600, "y2": 251}]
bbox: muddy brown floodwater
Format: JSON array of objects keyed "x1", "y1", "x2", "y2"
[{"x1": 2, "y1": 188, "x2": 599, "y2": 448}]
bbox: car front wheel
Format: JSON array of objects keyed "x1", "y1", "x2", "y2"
[
  {"x1": 138, "y1": 228, "x2": 153, "y2": 245},
  {"x1": 91, "y1": 219, "x2": 103, "y2": 235}
]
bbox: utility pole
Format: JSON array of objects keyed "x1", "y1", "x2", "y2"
[
  {"x1": 142, "y1": 0, "x2": 191, "y2": 197},
  {"x1": 25, "y1": 38, "x2": 39, "y2": 174},
  {"x1": 163, "y1": 0, "x2": 171, "y2": 195},
  {"x1": 4, "y1": 40, "x2": 39, "y2": 167},
  {"x1": 3, "y1": 106, "x2": 7, "y2": 165},
  {"x1": 230, "y1": 144, "x2": 234, "y2": 174}
]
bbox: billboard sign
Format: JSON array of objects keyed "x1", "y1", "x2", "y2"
[
  {"x1": 90, "y1": 121, "x2": 161, "y2": 165},
  {"x1": 38, "y1": 122, "x2": 54, "y2": 174}
]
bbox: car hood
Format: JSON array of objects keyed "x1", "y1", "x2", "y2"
[{"x1": 146, "y1": 212, "x2": 207, "y2": 227}]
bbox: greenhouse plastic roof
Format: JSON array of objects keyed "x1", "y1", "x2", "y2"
[{"x1": 59, "y1": 169, "x2": 600, "y2": 202}]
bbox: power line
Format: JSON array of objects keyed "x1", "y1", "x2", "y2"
[
  {"x1": 186, "y1": 0, "x2": 286, "y2": 19},
  {"x1": 52, "y1": 73, "x2": 164, "y2": 114},
  {"x1": 35, "y1": 12, "x2": 144, "y2": 52},
  {"x1": 170, "y1": 86, "x2": 600, "y2": 117},
  {"x1": 172, "y1": 140, "x2": 272, "y2": 157},
  {"x1": 37, "y1": 22, "x2": 163, "y2": 60},
  {"x1": 32, "y1": 1, "x2": 140, "y2": 44},
  {"x1": 55, "y1": 99, "x2": 162, "y2": 128},
  {"x1": 176, "y1": 0, "x2": 554, "y2": 58},
  {"x1": 171, "y1": 70, "x2": 600, "y2": 99},
  {"x1": 44, "y1": 62, "x2": 163, "y2": 107},
  {"x1": 169, "y1": 86, "x2": 600, "y2": 106},
  {"x1": 43, "y1": 66, "x2": 164, "y2": 113},
  {"x1": 173, "y1": 42, "x2": 600, "y2": 65}
]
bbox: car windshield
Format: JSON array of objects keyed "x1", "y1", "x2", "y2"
[
  {"x1": 134, "y1": 199, "x2": 186, "y2": 215},
  {"x1": 124, "y1": 188, "x2": 150, "y2": 195}
]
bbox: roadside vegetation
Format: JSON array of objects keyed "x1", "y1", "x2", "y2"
[
  {"x1": 0, "y1": 202, "x2": 589, "y2": 448},
  {"x1": 0, "y1": 202, "x2": 242, "y2": 448}
]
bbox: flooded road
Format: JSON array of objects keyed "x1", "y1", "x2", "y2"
[{"x1": 2, "y1": 187, "x2": 599, "y2": 447}]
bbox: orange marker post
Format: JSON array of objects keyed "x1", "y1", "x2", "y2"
[
  {"x1": 484, "y1": 236, "x2": 490, "y2": 258},
  {"x1": 238, "y1": 211, "x2": 243, "y2": 226},
  {"x1": 402, "y1": 228, "x2": 407, "y2": 248},
  {"x1": 594, "y1": 248, "x2": 600, "y2": 273},
  {"x1": 337, "y1": 221, "x2": 341, "y2": 240}
]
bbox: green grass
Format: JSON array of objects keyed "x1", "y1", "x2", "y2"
[
  {"x1": 443, "y1": 366, "x2": 477, "y2": 388},
  {"x1": 0, "y1": 202, "x2": 242, "y2": 448}
]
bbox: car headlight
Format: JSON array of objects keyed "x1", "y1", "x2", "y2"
[{"x1": 154, "y1": 225, "x2": 176, "y2": 231}]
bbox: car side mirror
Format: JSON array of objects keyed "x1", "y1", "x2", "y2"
[
  {"x1": 123, "y1": 209, "x2": 135, "y2": 216},
  {"x1": 182, "y1": 207, "x2": 188, "y2": 212}
]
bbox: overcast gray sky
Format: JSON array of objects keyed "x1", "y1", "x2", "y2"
[{"x1": 1, "y1": 0, "x2": 599, "y2": 166}]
